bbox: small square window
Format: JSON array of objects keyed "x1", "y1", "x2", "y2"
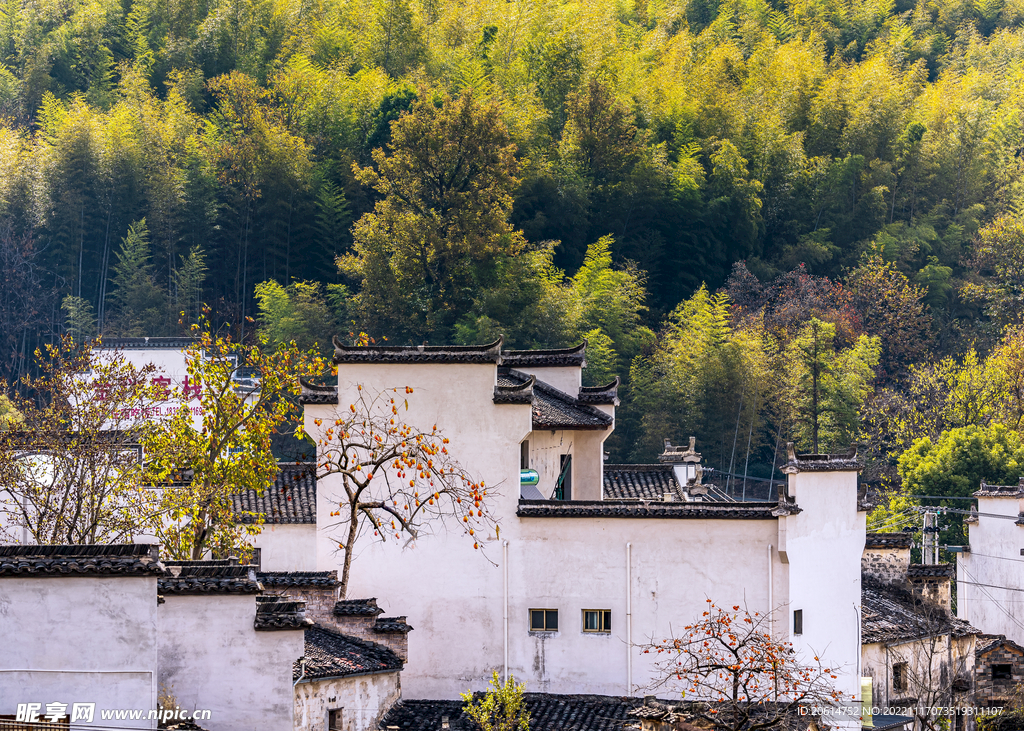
[
  {"x1": 530, "y1": 609, "x2": 558, "y2": 631},
  {"x1": 993, "y1": 664, "x2": 1013, "y2": 681},
  {"x1": 583, "y1": 610, "x2": 612, "y2": 633},
  {"x1": 793, "y1": 609, "x2": 803, "y2": 636},
  {"x1": 893, "y1": 662, "x2": 908, "y2": 692}
]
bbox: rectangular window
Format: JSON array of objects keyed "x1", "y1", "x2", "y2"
[
  {"x1": 793, "y1": 609, "x2": 803, "y2": 636},
  {"x1": 993, "y1": 664, "x2": 1013, "y2": 681},
  {"x1": 893, "y1": 662, "x2": 908, "y2": 692},
  {"x1": 556, "y1": 454, "x2": 572, "y2": 500},
  {"x1": 521, "y1": 440, "x2": 530, "y2": 470},
  {"x1": 328, "y1": 709, "x2": 343, "y2": 730},
  {"x1": 530, "y1": 609, "x2": 558, "y2": 632},
  {"x1": 583, "y1": 609, "x2": 612, "y2": 633}
]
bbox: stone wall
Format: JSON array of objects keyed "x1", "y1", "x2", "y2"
[
  {"x1": 862, "y1": 547, "x2": 911, "y2": 585},
  {"x1": 975, "y1": 639, "x2": 1024, "y2": 707}
]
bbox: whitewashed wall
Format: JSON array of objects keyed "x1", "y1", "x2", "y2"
[
  {"x1": 307, "y1": 359, "x2": 864, "y2": 705},
  {"x1": 255, "y1": 524, "x2": 317, "y2": 571},
  {"x1": 158, "y1": 593, "x2": 304, "y2": 731},
  {"x1": 958, "y1": 495, "x2": 1024, "y2": 644},
  {"x1": 0, "y1": 575, "x2": 159, "y2": 729},
  {"x1": 293, "y1": 671, "x2": 400, "y2": 731}
]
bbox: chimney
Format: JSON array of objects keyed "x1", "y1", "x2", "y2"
[
  {"x1": 659, "y1": 437, "x2": 702, "y2": 490},
  {"x1": 907, "y1": 564, "x2": 954, "y2": 613}
]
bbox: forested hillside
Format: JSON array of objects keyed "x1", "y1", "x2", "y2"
[{"x1": 4, "y1": 0, "x2": 1024, "y2": 522}]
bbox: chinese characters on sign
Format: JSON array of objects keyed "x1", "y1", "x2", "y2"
[
  {"x1": 93, "y1": 376, "x2": 205, "y2": 420},
  {"x1": 17, "y1": 701, "x2": 95, "y2": 723}
]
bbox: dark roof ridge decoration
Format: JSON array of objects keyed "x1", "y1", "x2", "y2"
[
  {"x1": 498, "y1": 369, "x2": 612, "y2": 430},
  {"x1": 865, "y1": 533, "x2": 913, "y2": 549},
  {"x1": 232, "y1": 463, "x2": 316, "y2": 525},
  {"x1": 158, "y1": 564, "x2": 262, "y2": 594},
  {"x1": 578, "y1": 377, "x2": 620, "y2": 405},
  {"x1": 782, "y1": 442, "x2": 862, "y2": 473},
  {"x1": 334, "y1": 597, "x2": 384, "y2": 616},
  {"x1": 907, "y1": 563, "x2": 954, "y2": 578},
  {"x1": 0, "y1": 544, "x2": 165, "y2": 577},
  {"x1": 493, "y1": 373, "x2": 535, "y2": 404},
  {"x1": 500, "y1": 341, "x2": 587, "y2": 368},
  {"x1": 299, "y1": 377, "x2": 338, "y2": 405},
  {"x1": 332, "y1": 335, "x2": 504, "y2": 365},
  {"x1": 296, "y1": 624, "x2": 404, "y2": 681},
  {"x1": 373, "y1": 616, "x2": 413, "y2": 634},
  {"x1": 518, "y1": 499, "x2": 784, "y2": 520},
  {"x1": 861, "y1": 575, "x2": 978, "y2": 643},
  {"x1": 974, "y1": 478, "x2": 1024, "y2": 497},
  {"x1": 94, "y1": 337, "x2": 197, "y2": 349},
  {"x1": 257, "y1": 570, "x2": 339, "y2": 588},
  {"x1": 255, "y1": 595, "x2": 314, "y2": 631},
  {"x1": 659, "y1": 437, "x2": 701, "y2": 464}
]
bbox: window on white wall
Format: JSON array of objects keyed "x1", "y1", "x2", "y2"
[
  {"x1": 530, "y1": 609, "x2": 558, "y2": 632},
  {"x1": 520, "y1": 440, "x2": 530, "y2": 469},
  {"x1": 793, "y1": 609, "x2": 803, "y2": 635},
  {"x1": 583, "y1": 610, "x2": 611, "y2": 633}
]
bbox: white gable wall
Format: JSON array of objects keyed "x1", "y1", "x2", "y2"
[
  {"x1": 0, "y1": 575, "x2": 159, "y2": 728},
  {"x1": 255, "y1": 524, "x2": 317, "y2": 571},
  {"x1": 158, "y1": 593, "x2": 304, "y2": 731},
  {"x1": 958, "y1": 495, "x2": 1024, "y2": 645}
]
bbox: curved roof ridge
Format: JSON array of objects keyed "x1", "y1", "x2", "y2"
[
  {"x1": 501, "y1": 341, "x2": 587, "y2": 367},
  {"x1": 332, "y1": 335, "x2": 503, "y2": 364}
]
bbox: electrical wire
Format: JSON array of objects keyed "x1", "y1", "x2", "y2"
[{"x1": 958, "y1": 563, "x2": 1024, "y2": 632}]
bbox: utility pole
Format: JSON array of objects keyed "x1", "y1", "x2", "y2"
[{"x1": 922, "y1": 510, "x2": 939, "y2": 565}]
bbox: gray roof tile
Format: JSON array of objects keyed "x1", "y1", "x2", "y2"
[
  {"x1": 497, "y1": 369, "x2": 611, "y2": 430},
  {"x1": 861, "y1": 577, "x2": 977, "y2": 643},
  {"x1": 232, "y1": 463, "x2": 316, "y2": 525},
  {"x1": 296, "y1": 625, "x2": 403, "y2": 680},
  {"x1": 0, "y1": 544, "x2": 164, "y2": 577}
]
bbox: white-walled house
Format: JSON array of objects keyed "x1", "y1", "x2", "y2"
[
  {"x1": 0, "y1": 546, "x2": 405, "y2": 731},
  {"x1": 0, "y1": 544, "x2": 162, "y2": 729},
  {"x1": 301, "y1": 338, "x2": 867, "y2": 716},
  {"x1": 957, "y1": 480, "x2": 1024, "y2": 647}
]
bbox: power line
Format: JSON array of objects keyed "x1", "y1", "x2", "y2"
[
  {"x1": 907, "y1": 495, "x2": 980, "y2": 501},
  {"x1": 911, "y1": 505, "x2": 1019, "y2": 520}
]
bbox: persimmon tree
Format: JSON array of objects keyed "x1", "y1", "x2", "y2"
[
  {"x1": 640, "y1": 600, "x2": 845, "y2": 731},
  {"x1": 312, "y1": 385, "x2": 497, "y2": 598},
  {"x1": 0, "y1": 336, "x2": 164, "y2": 544},
  {"x1": 144, "y1": 311, "x2": 325, "y2": 560}
]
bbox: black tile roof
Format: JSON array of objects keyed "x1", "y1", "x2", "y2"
[
  {"x1": 865, "y1": 533, "x2": 913, "y2": 549},
  {"x1": 501, "y1": 342, "x2": 587, "y2": 368},
  {"x1": 254, "y1": 596, "x2": 314, "y2": 631},
  {"x1": 578, "y1": 377, "x2": 619, "y2": 405},
  {"x1": 373, "y1": 616, "x2": 413, "y2": 634},
  {"x1": 517, "y1": 499, "x2": 781, "y2": 520},
  {"x1": 257, "y1": 571, "x2": 339, "y2": 588},
  {"x1": 907, "y1": 563, "x2": 954, "y2": 578},
  {"x1": 95, "y1": 337, "x2": 197, "y2": 349},
  {"x1": 783, "y1": 442, "x2": 862, "y2": 473},
  {"x1": 493, "y1": 373, "x2": 535, "y2": 404},
  {"x1": 975, "y1": 478, "x2": 1024, "y2": 497},
  {"x1": 232, "y1": 463, "x2": 316, "y2": 524},
  {"x1": 861, "y1": 577, "x2": 977, "y2": 644},
  {"x1": 497, "y1": 369, "x2": 612, "y2": 430},
  {"x1": 977, "y1": 634, "x2": 1024, "y2": 656},
  {"x1": 0, "y1": 544, "x2": 164, "y2": 577},
  {"x1": 379, "y1": 694, "x2": 641, "y2": 731},
  {"x1": 333, "y1": 336, "x2": 503, "y2": 364},
  {"x1": 603, "y1": 464, "x2": 681, "y2": 500},
  {"x1": 295, "y1": 625, "x2": 403, "y2": 681},
  {"x1": 334, "y1": 598, "x2": 384, "y2": 616},
  {"x1": 299, "y1": 378, "x2": 338, "y2": 405},
  {"x1": 159, "y1": 564, "x2": 262, "y2": 594}
]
